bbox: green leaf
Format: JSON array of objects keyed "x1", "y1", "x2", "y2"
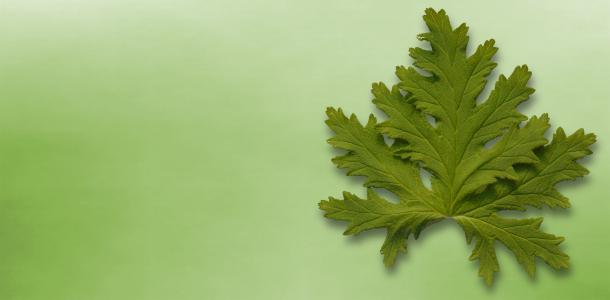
[
  {"x1": 455, "y1": 215, "x2": 569, "y2": 285},
  {"x1": 457, "y1": 128, "x2": 597, "y2": 217},
  {"x1": 325, "y1": 107, "x2": 444, "y2": 212},
  {"x1": 320, "y1": 189, "x2": 443, "y2": 266},
  {"x1": 318, "y1": 8, "x2": 596, "y2": 285}
]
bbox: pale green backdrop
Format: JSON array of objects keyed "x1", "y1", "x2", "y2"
[{"x1": 0, "y1": 0, "x2": 608, "y2": 299}]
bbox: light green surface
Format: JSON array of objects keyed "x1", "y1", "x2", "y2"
[{"x1": 0, "y1": 1, "x2": 608, "y2": 299}]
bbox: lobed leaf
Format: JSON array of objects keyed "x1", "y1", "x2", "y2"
[{"x1": 318, "y1": 8, "x2": 596, "y2": 285}]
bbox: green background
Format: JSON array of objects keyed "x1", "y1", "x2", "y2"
[{"x1": 0, "y1": 0, "x2": 608, "y2": 299}]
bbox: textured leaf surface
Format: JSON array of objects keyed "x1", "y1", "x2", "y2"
[{"x1": 318, "y1": 8, "x2": 596, "y2": 285}]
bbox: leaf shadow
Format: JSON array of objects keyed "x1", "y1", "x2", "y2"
[
  {"x1": 319, "y1": 76, "x2": 596, "y2": 287},
  {"x1": 319, "y1": 202, "x2": 575, "y2": 289},
  {"x1": 474, "y1": 238, "x2": 573, "y2": 293}
]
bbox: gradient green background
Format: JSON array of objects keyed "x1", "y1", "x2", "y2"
[{"x1": 0, "y1": 0, "x2": 608, "y2": 299}]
